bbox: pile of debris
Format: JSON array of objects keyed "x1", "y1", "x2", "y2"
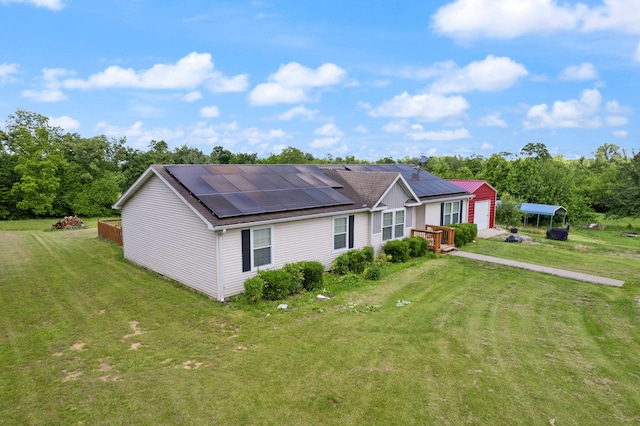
[{"x1": 53, "y1": 216, "x2": 85, "y2": 229}]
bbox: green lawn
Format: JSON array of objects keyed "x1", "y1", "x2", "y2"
[{"x1": 1, "y1": 223, "x2": 639, "y2": 425}]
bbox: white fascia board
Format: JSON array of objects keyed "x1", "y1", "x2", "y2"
[
  {"x1": 112, "y1": 166, "x2": 156, "y2": 209},
  {"x1": 113, "y1": 166, "x2": 217, "y2": 231}
]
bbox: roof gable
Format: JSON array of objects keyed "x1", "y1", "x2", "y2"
[
  {"x1": 448, "y1": 179, "x2": 497, "y2": 194},
  {"x1": 343, "y1": 164, "x2": 470, "y2": 199}
]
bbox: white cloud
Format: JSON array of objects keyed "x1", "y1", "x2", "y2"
[
  {"x1": 559, "y1": 63, "x2": 599, "y2": 81},
  {"x1": 429, "y1": 55, "x2": 528, "y2": 94},
  {"x1": 369, "y1": 92, "x2": 469, "y2": 121},
  {"x1": 314, "y1": 122, "x2": 344, "y2": 137},
  {"x1": 479, "y1": 113, "x2": 507, "y2": 127},
  {"x1": 310, "y1": 137, "x2": 341, "y2": 148},
  {"x1": 311, "y1": 123, "x2": 344, "y2": 148},
  {"x1": 0, "y1": 63, "x2": 19, "y2": 84},
  {"x1": 581, "y1": 0, "x2": 640, "y2": 34},
  {"x1": 182, "y1": 91, "x2": 202, "y2": 102},
  {"x1": 1, "y1": 0, "x2": 64, "y2": 10},
  {"x1": 199, "y1": 105, "x2": 220, "y2": 118},
  {"x1": 481, "y1": 142, "x2": 494, "y2": 150},
  {"x1": 21, "y1": 88, "x2": 67, "y2": 102},
  {"x1": 523, "y1": 88, "x2": 604, "y2": 129},
  {"x1": 207, "y1": 73, "x2": 249, "y2": 93},
  {"x1": 382, "y1": 120, "x2": 410, "y2": 134},
  {"x1": 612, "y1": 130, "x2": 628, "y2": 138},
  {"x1": 21, "y1": 67, "x2": 71, "y2": 102},
  {"x1": 605, "y1": 116, "x2": 628, "y2": 126},
  {"x1": 353, "y1": 124, "x2": 368, "y2": 133},
  {"x1": 431, "y1": 0, "x2": 582, "y2": 40},
  {"x1": 605, "y1": 100, "x2": 631, "y2": 114},
  {"x1": 406, "y1": 126, "x2": 472, "y2": 141},
  {"x1": 58, "y1": 52, "x2": 247, "y2": 94},
  {"x1": 634, "y1": 42, "x2": 640, "y2": 62},
  {"x1": 399, "y1": 56, "x2": 528, "y2": 94},
  {"x1": 249, "y1": 62, "x2": 346, "y2": 105},
  {"x1": 48, "y1": 115, "x2": 79, "y2": 130},
  {"x1": 431, "y1": 0, "x2": 640, "y2": 40},
  {"x1": 94, "y1": 121, "x2": 185, "y2": 149},
  {"x1": 277, "y1": 105, "x2": 319, "y2": 120}
]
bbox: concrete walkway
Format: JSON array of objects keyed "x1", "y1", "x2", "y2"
[{"x1": 449, "y1": 250, "x2": 624, "y2": 287}]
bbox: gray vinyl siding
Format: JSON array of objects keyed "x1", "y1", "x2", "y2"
[
  {"x1": 220, "y1": 213, "x2": 370, "y2": 298},
  {"x1": 381, "y1": 183, "x2": 409, "y2": 209},
  {"x1": 121, "y1": 175, "x2": 219, "y2": 299}
]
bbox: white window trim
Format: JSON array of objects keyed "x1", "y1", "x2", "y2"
[
  {"x1": 382, "y1": 208, "x2": 406, "y2": 241},
  {"x1": 251, "y1": 225, "x2": 274, "y2": 270},
  {"x1": 443, "y1": 201, "x2": 462, "y2": 225},
  {"x1": 332, "y1": 216, "x2": 349, "y2": 253}
]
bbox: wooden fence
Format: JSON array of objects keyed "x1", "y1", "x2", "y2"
[{"x1": 98, "y1": 219, "x2": 123, "y2": 246}]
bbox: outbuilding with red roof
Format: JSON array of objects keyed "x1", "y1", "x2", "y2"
[{"x1": 448, "y1": 180, "x2": 497, "y2": 231}]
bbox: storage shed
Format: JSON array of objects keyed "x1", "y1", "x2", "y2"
[{"x1": 448, "y1": 180, "x2": 497, "y2": 231}]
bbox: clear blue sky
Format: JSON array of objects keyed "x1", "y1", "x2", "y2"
[{"x1": 1, "y1": 0, "x2": 638, "y2": 161}]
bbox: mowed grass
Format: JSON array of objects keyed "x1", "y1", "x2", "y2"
[{"x1": 1, "y1": 223, "x2": 640, "y2": 425}]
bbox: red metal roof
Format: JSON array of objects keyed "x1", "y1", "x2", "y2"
[{"x1": 447, "y1": 179, "x2": 496, "y2": 194}]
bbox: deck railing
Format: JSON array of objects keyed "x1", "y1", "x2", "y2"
[
  {"x1": 410, "y1": 225, "x2": 456, "y2": 253},
  {"x1": 98, "y1": 219, "x2": 123, "y2": 246}
]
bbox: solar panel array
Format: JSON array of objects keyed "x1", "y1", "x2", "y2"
[
  {"x1": 344, "y1": 164, "x2": 467, "y2": 198},
  {"x1": 165, "y1": 164, "x2": 353, "y2": 218}
]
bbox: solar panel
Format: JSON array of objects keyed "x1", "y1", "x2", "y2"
[{"x1": 165, "y1": 164, "x2": 353, "y2": 218}]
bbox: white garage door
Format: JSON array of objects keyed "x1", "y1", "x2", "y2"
[{"x1": 474, "y1": 200, "x2": 490, "y2": 230}]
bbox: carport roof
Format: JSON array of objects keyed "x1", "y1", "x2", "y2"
[{"x1": 519, "y1": 203, "x2": 567, "y2": 216}]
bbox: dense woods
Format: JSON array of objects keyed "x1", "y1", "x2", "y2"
[{"x1": 1, "y1": 109, "x2": 638, "y2": 222}]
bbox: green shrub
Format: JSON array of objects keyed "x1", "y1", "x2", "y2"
[
  {"x1": 332, "y1": 249, "x2": 368, "y2": 275},
  {"x1": 364, "y1": 263, "x2": 382, "y2": 280},
  {"x1": 362, "y1": 246, "x2": 374, "y2": 263},
  {"x1": 243, "y1": 276, "x2": 265, "y2": 302},
  {"x1": 452, "y1": 223, "x2": 478, "y2": 247},
  {"x1": 337, "y1": 273, "x2": 365, "y2": 287},
  {"x1": 382, "y1": 240, "x2": 410, "y2": 263},
  {"x1": 258, "y1": 269, "x2": 295, "y2": 301},
  {"x1": 404, "y1": 236, "x2": 428, "y2": 258},
  {"x1": 282, "y1": 263, "x2": 304, "y2": 295},
  {"x1": 298, "y1": 261, "x2": 324, "y2": 291}
]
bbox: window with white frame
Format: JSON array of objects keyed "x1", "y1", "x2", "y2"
[
  {"x1": 442, "y1": 201, "x2": 461, "y2": 225},
  {"x1": 252, "y1": 227, "x2": 272, "y2": 268},
  {"x1": 382, "y1": 209, "x2": 405, "y2": 241},
  {"x1": 333, "y1": 216, "x2": 348, "y2": 251}
]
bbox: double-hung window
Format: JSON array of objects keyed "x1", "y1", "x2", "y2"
[
  {"x1": 333, "y1": 217, "x2": 348, "y2": 251},
  {"x1": 382, "y1": 209, "x2": 405, "y2": 241},
  {"x1": 333, "y1": 215, "x2": 354, "y2": 251},
  {"x1": 442, "y1": 201, "x2": 461, "y2": 225},
  {"x1": 252, "y1": 227, "x2": 272, "y2": 268}
]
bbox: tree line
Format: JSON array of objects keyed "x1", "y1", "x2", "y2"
[{"x1": 1, "y1": 109, "x2": 638, "y2": 222}]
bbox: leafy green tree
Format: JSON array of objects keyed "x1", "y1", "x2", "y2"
[
  {"x1": 58, "y1": 134, "x2": 122, "y2": 216},
  {"x1": 173, "y1": 144, "x2": 209, "y2": 164},
  {"x1": 211, "y1": 146, "x2": 233, "y2": 164},
  {"x1": 605, "y1": 150, "x2": 640, "y2": 217},
  {"x1": 0, "y1": 130, "x2": 21, "y2": 218},
  {"x1": 6, "y1": 109, "x2": 66, "y2": 216}
]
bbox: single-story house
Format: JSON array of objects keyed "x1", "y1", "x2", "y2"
[
  {"x1": 448, "y1": 180, "x2": 497, "y2": 231},
  {"x1": 113, "y1": 164, "x2": 472, "y2": 301}
]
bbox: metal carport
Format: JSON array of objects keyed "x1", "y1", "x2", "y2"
[{"x1": 519, "y1": 203, "x2": 567, "y2": 228}]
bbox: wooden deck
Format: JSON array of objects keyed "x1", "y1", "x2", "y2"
[{"x1": 411, "y1": 225, "x2": 456, "y2": 253}]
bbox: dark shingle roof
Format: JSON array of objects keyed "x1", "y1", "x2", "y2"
[
  {"x1": 119, "y1": 164, "x2": 471, "y2": 228},
  {"x1": 343, "y1": 164, "x2": 469, "y2": 200}
]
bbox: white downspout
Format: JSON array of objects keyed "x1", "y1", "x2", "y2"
[{"x1": 216, "y1": 229, "x2": 226, "y2": 302}]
